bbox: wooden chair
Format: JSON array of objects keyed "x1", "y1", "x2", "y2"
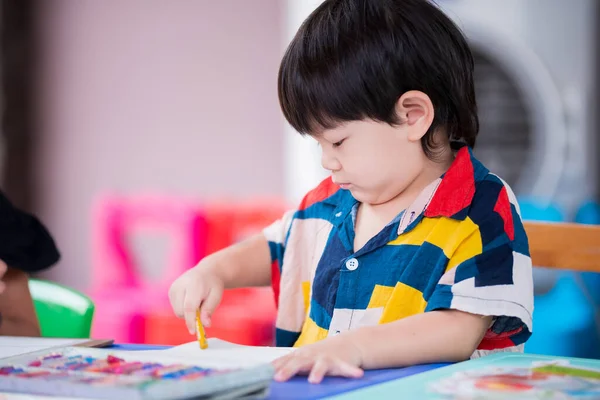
[{"x1": 524, "y1": 221, "x2": 600, "y2": 272}]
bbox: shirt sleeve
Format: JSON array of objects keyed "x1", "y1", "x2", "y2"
[
  {"x1": 262, "y1": 209, "x2": 296, "y2": 307},
  {"x1": 0, "y1": 190, "x2": 60, "y2": 272},
  {"x1": 425, "y1": 178, "x2": 533, "y2": 352}
]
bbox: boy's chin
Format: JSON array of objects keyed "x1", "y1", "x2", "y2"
[
  {"x1": 346, "y1": 185, "x2": 395, "y2": 204},
  {"x1": 350, "y1": 188, "x2": 399, "y2": 206},
  {"x1": 347, "y1": 187, "x2": 373, "y2": 203}
]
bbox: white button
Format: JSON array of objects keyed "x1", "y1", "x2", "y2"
[
  {"x1": 335, "y1": 212, "x2": 342, "y2": 217},
  {"x1": 345, "y1": 258, "x2": 359, "y2": 271}
]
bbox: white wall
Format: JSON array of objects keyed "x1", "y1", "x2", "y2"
[
  {"x1": 33, "y1": 0, "x2": 284, "y2": 290},
  {"x1": 283, "y1": 0, "x2": 328, "y2": 205}
]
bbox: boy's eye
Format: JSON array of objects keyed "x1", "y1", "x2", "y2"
[{"x1": 332, "y1": 139, "x2": 345, "y2": 148}]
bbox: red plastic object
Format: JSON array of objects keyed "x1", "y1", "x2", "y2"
[{"x1": 204, "y1": 199, "x2": 289, "y2": 255}]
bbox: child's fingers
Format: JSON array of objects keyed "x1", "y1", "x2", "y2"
[
  {"x1": 271, "y1": 354, "x2": 291, "y2": 370},
  {"x1": 274, "y1": 356, "x2": 312, "y2": 382},
  {"x1": 331, "y1": 361, "x2": 364, "y2": 379},
  {"x1": 273, "y1": 354, "x2": 362, "y2": 383},
  {"x1": 183, "y1": 287, "x2": 205, "y2": 334},
  {"x1": 168, "y1": 288, "x2": 185, "y2": 318},
  {"x1": 307, "y1": 358, "x2": 363, "y2": 384},
  {"x1": 200, "y1": 309, "x2": 211, "y2": 328},
  {"x1": 307, "y1": 358, "x2": 329, "y2": 384},
  {"x1": 200, "y1": 286, "x2": 223, "y2": 327}
]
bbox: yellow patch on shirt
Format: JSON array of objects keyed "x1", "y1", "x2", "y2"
[
  {"x1": 294, "y1": 316, "x2": 329, "y2": 347},
  {"x1": 379, "y1": 282, "x2": 427, "y2": 324},
  {"x1": 389, "y1": 217, "x2": 479, "y2": 260},
  {"x1": 367, "y1": 284, "x2": 395, "y2": 309},
  {"x1": 302, "y1": 281, "x2": 311, "y2": 314}
]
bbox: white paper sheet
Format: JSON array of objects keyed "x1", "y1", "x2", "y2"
[
  {"x1": 125, "y1": 338, "x2": 295, "y2": 369},
  {"x1": 0, "y1": 337, "x2": 91, "y2": 359}
]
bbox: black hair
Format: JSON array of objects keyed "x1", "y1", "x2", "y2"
[{"x1": 278, "y1": 0, "x2": 479, "y2": 158}]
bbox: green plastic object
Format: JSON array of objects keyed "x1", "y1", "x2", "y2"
[{"x1": 28, "y1": 279, "x2": 95, "y2": 338}]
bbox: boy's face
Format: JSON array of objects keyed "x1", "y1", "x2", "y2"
[{"x1": 314, "y1": 118, "x2": 428, "y2": 205}]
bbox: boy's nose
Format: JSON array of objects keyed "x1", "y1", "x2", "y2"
[{"x1": 321, "y1": 150, "x2": 341, "y2": 172}]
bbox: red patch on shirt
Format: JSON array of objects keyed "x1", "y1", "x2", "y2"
[
  {"x1": 493, "y1": 186, "x2": 515, "y2": 241},
  {"x1": 298, "y1": 178, "x2": 340, "y2": 211},
  {"x1": 425, "y1": 147, "x2": 476, "y2": 218}
]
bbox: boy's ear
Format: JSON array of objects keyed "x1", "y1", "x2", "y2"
[{"x1": 395, "y1": 90, "x2": 434, "y2": 141}]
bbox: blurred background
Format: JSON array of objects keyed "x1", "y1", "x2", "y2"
[{"x1": 2, "y1": 0, "x2": 599, "y2": 357}]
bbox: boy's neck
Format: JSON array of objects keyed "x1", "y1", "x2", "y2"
[{"x1": 365, "y1": 149, "x2": 454, "y2": 221}]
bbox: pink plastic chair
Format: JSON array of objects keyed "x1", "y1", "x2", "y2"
[{"x1": 89, "y1": 195, "x2": 208, "y2": 342}]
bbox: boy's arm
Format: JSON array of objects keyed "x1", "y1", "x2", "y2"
[
  {"x1": 274, "y1": 309, "x2": 491, "y2": 382},
  {"x1": 350, "y1": 309, "x2": 492, "y2": 369},
  {"x1": 203, "y1": 233, "x2": 273, "y2": 289},
  {"x1": 273, "y1": 308, "x2": 492, "y2": 382},
  {"x1": 202, "y1": 207, "x2": 296, "y2": 289},
  {"x1": 0, "y1": 267, "x2": 41, "y2": 336}
]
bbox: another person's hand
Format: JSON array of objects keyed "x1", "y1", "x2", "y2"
[
  {"x1": 0, "y1": 260, "x2": 7, "y2": 293},
  {"x1": 272, "y1": 334, "x2": 365, "y2": 384},
  {"x1": 168, "y1": 261, "x2": 225, "y2": 334},
  {"x1": 0, "y1": 264, "x2": 41, "y2": 336}
]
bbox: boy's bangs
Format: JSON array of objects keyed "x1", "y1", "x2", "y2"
[{"x1": 278, "y1": 57, "x2": 369, "y2": 136}]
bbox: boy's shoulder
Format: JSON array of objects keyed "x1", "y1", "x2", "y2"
[
  {"x1": 419, "y1": 147, "x2": 525, "y2": 252},
  {"x1": 422, "y1": 146, "x2": 520, "y2": 225},
  {"x1": 292, "y1": 177, "x2": 351, "y2": 221},
  {"x1": 297, "y1": 177, "x2": 341, "y2": 211}
]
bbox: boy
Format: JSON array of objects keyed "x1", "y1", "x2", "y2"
[{"x1": 169, "y1": 0, "x2": 533, "y2": 384}]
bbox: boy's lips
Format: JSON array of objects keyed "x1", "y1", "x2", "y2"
[{"x1": 332, "y1": 178, "x2": 352, "y2": 189}]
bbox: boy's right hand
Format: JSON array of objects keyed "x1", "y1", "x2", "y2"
[{"x1": 168, "y1": 262, "x2": 225, "y2": 334}]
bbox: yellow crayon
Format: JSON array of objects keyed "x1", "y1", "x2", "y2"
[{"x1": 195, "y1": 309, "x2": 208, "y2": 350}]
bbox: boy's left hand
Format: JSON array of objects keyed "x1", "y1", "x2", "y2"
[{"x1": 272, "y1": 334, "x2": 364, "y2": 384}]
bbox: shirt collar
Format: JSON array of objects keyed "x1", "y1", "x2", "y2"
[
  {"x1": 322, "y1": 145, "x2": 489, "y2": 234},
  {"x1": 398, "y1": 145, "x2": 489, "y2": 234}
]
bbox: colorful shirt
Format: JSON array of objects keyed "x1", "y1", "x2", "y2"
[{"x1": 263, "y1": 146, "x2": 533, "y2": 357}]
